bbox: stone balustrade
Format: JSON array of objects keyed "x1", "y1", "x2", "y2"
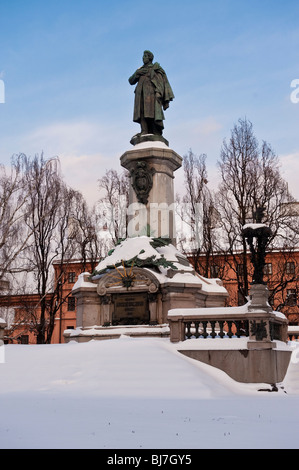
[
  {"x1": 167, "y1": 304, "x2": 288, "y2": 347},
  {"x1": 167, "y1": 285, "x2": 292, "y2": 384},
  {"x1": 184, "y1": 318, "x2": 249, "y2": 340},
  {"x1": 288, "y1": 325, "x2": 299, "y2": 341}
]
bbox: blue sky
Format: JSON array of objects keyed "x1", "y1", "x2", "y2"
[{"x1": 0, "y1": 0, "x2": 299, "y2": 204}]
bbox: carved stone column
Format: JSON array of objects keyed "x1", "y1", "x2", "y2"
[
  {"x1": 99, "y1": 294, "x2": 112, "y2": 326},
  {"x1": 72, "y1": 274, "x2": 100, "y2": 328},
  {"x1": 148, "y1": 292, "x2": 158, "y2": 324},
  {"x1": 73, "y1": 288, "x2": 101, "y2": 328},
  {"x1": 120, "y1": 143, "x2": 182, "y2": 245}
]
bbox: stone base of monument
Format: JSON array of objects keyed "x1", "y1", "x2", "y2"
[
  {"x1": 130, "y1": 133, "x2": 169, "y2": 147},
  {"x1": 168, "y1": 284, "x2": 292, "y2": 384},
  {"x1": 65, "y1": 236, "x2": 228, "y2": 342},
  {"x1": 66, "y1": 138, "x2": 229, "y2": 343},
  {"x1": 64, "y1": 324, "x2": 171, "y2": 342},
  {"x1": 178, "y1": 347, "x2": 291, "y2": 384}
]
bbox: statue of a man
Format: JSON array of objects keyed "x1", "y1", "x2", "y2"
[{"x1": 128, "y1": 51, "x2": 174, "y2": 136}]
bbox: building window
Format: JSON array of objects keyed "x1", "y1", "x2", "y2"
[
  {"x1": 210, "y1": 265, "x2": 219, "y2": 278},
  {"x1": 66, "y1": 326, "x2": 74, "y2": 330},
  {"x1": 286, "y1": 262, "x2": 295, "y2": 275},
  {"x1": 68, "y1": 272, "x2": 76, "y2": 283},
  {"x1": 67, "y1": 296, "x2": 76, "y2": 311},
  {"x1": 286, "y1": 289, "x2": 297, "y2": 306},
  {"x1": 263, "y1": 263, "x2": 272, "y2": 276}
]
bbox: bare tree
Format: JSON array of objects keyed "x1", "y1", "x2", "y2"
[
  {"x1": 0, "y1": 155, "x2": 32, "y2": 285},
  {"x1": 1, "y1": 157, "x2": 130, "y2": 343},
  {"x1": 176, "y1": 150, "x2": 221, "y2": 277},
  {"x1": 20, "y1": 154, "x2": 85, "y2": 343},
  {"x1": 216, "y1": 118, "x2": 298, "y2": 303},
  {"x1": 70, "y1": 192, "x2": 107, "y2": 273},
  {"x1": 97, "y1": 169, "x2": 129, "y2": 246}
]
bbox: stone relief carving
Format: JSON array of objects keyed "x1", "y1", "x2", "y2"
[
  {"x1": 130, "y1": 161, "x2": 155, "y2": 205},
  {"x1": 96, "y1": 267, "x2": 159, "y2": 296}
]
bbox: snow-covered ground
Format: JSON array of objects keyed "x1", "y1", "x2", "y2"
[{"x1": 1, "y1": 336, "x2": 299, "y2": 449}]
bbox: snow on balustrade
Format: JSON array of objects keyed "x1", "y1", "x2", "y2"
[{"x1": 167, "y1": 301, "x2": 288, "y2": 343}]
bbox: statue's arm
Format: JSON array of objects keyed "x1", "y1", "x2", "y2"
[{"x1": 128, "y1": 70, "x2": 139, "y2": 85}]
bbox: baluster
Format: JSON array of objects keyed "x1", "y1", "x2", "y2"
[
  {"x1": 202, "y1": 321, "x2": 208, "y2": 338},
  {"x1": 235, "y1": 321, "x2": 241, "y2": 338},
  {"x1": 185, "y1": 322, "x2": 192, "y2": 339},
  {"x1": 183, "y1": 318, "x2": 251, "y2": 340},
  {"x1": 227, "y1": 321, "x2": 233, "y2": 338},
  {"x1": 239, "y1": 320, "x2": 247, "y2": 337},
  {"x1": 210, "y1": 321, "x2": 216, "y2": 338},
  {"x1": 218, "y1": 320, "x2": 225, "y2": 338},
  {"x1": 244, "y1": 320, "x2": 249, "y2": 336}
]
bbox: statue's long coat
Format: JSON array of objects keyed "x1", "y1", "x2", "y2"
[{"x1": 129, "y1": 62, "x2": 174, "y2": 129}]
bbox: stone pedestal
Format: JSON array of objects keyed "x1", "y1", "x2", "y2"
[
  {"x1": 67, "y1": 138, "x2": 229, "y2": 343},
  {"x1": 247, "y1": 284, "x2": 284, "y2": 349},
  {"x1": 179, "y1": 348, "x2": 292, "y2": 384},
  {"x1": 248, "y1": 284, "x2": 272, "y2": 312},
  {"x1": 67, "y1": 236, "x2": 228, "y2": 342},
  {"x1": 74, "y1": 282, "x2": 101, "y2": 328},
  {"x1": 120, "y1": 142, "x2": 182, "y2": 244}
]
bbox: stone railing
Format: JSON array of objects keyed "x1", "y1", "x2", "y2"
[
  {"x1": 167, "y1": 285, "x2": 292, "y2": 384},
  {"x1": 288, "y1": 325, "x2": 299, "y2": 341},
  {"x1": 184, "y1": 318, "x2": 249, "y2": 340},
  {"x1": 167, "y1": 304, "x2": 288, "y2": 347}
]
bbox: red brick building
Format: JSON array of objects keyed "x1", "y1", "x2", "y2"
[
  {"x1": 0, "y1": 260, "x2": 95, "y2": 344},
  {"x1": 1, "y1": 248, "x2": 299, "y2": 344},
  {"x1": 188, "y1": 249, "x2": 299, "y2": 325}
]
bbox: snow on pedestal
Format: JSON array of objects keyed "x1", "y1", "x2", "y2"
[{"x1": 67, "y1": 236, "x2": 228, "y2": 342}]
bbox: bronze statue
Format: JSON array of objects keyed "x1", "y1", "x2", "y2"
[{"x1": 129, "y1": 51, "x2": 174, "y2": 137}]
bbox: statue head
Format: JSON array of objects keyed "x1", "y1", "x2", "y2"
[{"x1": 143, "y1": 50, "x2": 154, "y2": 64}]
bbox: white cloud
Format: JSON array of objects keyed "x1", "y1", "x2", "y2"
[
  {"x1": 59, "y1": 151, "x2": 113, "y2": 206},
  {"x1": 192, "y1": 116, "x2": 223, "y2": 137},
  {"x1": 168, "y1": 115, "x2": 224, "y2": 160},
  {"x1": 280, "y1": 152, "x2": 299, "y2": 201},
  {"x1": 25, "y1": 120, "x2": 104, "y2": 156},
  {"x1": 19, "y1": 119, "x2": 132, "y2": 205}
]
